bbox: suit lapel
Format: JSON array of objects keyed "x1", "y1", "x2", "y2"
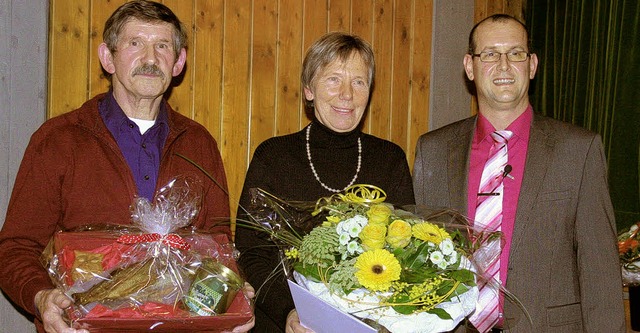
[
  {"x1": 510, "y1": 116, "x2": 556, "y2": 252},
  {"x1": 447, "y1": 118, "x2": 476, "y2": 214}
]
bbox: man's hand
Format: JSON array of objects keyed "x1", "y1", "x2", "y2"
[
  {"x1": 285, "y1": 309, "x2": 314, "y2": 333},
  {"x1": 34, "y1": 289, "x2": 89, "y2": 333}
]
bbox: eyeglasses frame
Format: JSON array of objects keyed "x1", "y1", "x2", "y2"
[{"x1": 471, "y1": 51, "x2": 531, "y2": 63}]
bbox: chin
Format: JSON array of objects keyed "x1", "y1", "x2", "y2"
[{"x1": 330, "y1": 124, "x2": 357, "y2": 133}]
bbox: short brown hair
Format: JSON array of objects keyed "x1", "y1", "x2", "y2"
[
  {"x1": 103, "y1": 0, "x2": 187, "y2": 58},
  {"x1": 301, "y1": 32, "x2": 375, "y2": 109}
]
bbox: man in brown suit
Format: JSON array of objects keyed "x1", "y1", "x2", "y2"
[{"x1": 412, "y1": 14, "x2": 625, "y2": 332}]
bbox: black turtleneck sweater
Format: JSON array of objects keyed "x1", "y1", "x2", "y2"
[{"x1": 235, "y1": 121, "x2": 414, "y2": 332}]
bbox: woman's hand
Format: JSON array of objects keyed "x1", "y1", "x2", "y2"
[
  {"x1": 34, "y1": 289, "x2": 89, "y2": 333},
  {"x1": 285, "y1": 309, "x2": 314, "y2": 333},
  {"x1": 223, "y1": 282, "x2": 256, "y2": 333}
]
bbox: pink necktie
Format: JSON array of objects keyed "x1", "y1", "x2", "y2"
[{"x1": 469, "y1": 130, "x2": 512, "y2": 333}]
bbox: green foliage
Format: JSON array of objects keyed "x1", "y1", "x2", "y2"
[{"x1": 298, "y1": 226, "x2": 340, "y2": 268}]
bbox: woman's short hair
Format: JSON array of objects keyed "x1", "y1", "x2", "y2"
[
  {"x1": 103, "y1": 0, "x2": 187, "y2": 58},
  {"x1": 301, "y1": 32, "x2": 375, "y2": 108}
]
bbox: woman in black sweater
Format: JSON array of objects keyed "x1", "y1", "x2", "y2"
[{"x1": 235, "y1": 32, "x2": 414, "y2": 333}]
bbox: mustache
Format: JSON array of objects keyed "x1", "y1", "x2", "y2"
[{"x1": 132, "y1": 64, "x2": 164, "y2": 77}]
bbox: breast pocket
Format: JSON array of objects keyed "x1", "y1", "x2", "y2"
[
  {"x1": 547, "y1": 302, "x2": 583, "y2": 331},
  {"x1": 537, "y1": 189, "x2": 571, "y2": 202}
]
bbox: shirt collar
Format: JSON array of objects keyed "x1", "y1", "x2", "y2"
[
  {"x1": 99, "y1": 91, "x2": 169, "y2": 131},
  {"x1": 474, "y1": 105, "x2": 533, "y2": 144}
]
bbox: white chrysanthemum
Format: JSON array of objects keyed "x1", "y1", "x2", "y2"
[
  {"x1": 352, "y1": 214, "x2": 368, "y2": 227},
  {"x1": 430, "y1": 250, "x2": 444, "y2": 265},
  {"x1": 339, "y1": 232, "x2": 351, "y2": 245},
  {"x1": 439, "y1": 239, "x2": 454, "y2": 255},
  {"x1": 437, "y1": 260, "x2": 449, "y2": 269},
  {"x1": 336, "y1": 221, "x2": 346, "y2": 234},
  {"x1": 447, "y1": 251, "x2": 459, "y2": 265},
  {"x1": 347, "y1": 240, "x2": 362, "y2": 254},
  {"x1": 345, "y1": 221, "x2": 363, "y2": 238}
]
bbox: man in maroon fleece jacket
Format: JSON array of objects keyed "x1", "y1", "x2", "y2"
[{"x1": 0, "y1": 1, "x2": 253, "y2": 332}]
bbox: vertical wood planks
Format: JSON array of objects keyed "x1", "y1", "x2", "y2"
[
  {"x1": 328, "y1": 0, "x2": 351, "y2": 32},
  {"x1": 221, "y1": 1, "x2": 252, "y2": 220},
  {"x1": 250, "y1": 0, "x2": 278, "y2": 153},
  {"x1": 389, "y1": 0, "x2": 412, "y2": 150},
  {"x1": 276, "y1": 0, "x2": 305, "y2": 135},
  {"x1": 193, "y1": 0, "x2": 224, "y2": 141},
  {"x1": 369, "y1": 0, "x2": 394, "y2": 139},
  {"x1": 408, "y1": 0, "x2": 432, "y2": 162},
  {"x1": 48, "y1": 0, "x2": 91, "y2": 117}
]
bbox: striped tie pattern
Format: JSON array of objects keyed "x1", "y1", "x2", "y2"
[{"x1": 469, "y1": 130, "x2": 512, "y2": 333}]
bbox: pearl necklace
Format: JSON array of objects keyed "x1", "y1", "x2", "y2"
[{"x1": 306, "y1": 124, "x2": 362, "y2": 193}]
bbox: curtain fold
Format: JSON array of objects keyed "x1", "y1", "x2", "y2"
[{"x1": 527, "y1": 0, "x2": 640, "y2": 230}]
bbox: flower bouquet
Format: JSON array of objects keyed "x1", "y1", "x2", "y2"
[
  {"x1": 618, "y1": 222, "x2": 640, "y2": 285},
  {"x1": 42, "y1": 176, "x2": 252, "y2": 332},
  {"x1": 243, "y1": 185, "x2": 501, "y2": 333}
]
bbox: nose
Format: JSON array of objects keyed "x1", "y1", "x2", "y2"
[
  {"x1": 339, "y1": 83, "x2": 353, "y2": 100},
  {"x1": 142, "y1": 45, "x2": 157, "y2": 65},
  {"x1": 497, "y1": 53, "x2": 510, "y2": 71}
]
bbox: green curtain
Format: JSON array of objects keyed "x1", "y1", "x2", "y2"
[{"x1": 526, "y1": 0, "x2": 640, "y2": 231}]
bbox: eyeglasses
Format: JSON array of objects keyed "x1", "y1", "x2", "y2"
[{"x1": 471, "y1": 50, "x2": 530, "y2": 62}]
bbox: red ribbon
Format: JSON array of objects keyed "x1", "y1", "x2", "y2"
[{"x1": 117, "y1": 233, "x2": 191, "y2": 250}]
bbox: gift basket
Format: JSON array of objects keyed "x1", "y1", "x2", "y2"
[
  {"x1": 619, "y1": 222, "x2": 640, "y2": 285},
  {"x1": 241, "y1": 184, "x2": 512, "y2": 333},
  {"x1": 42, "y1": 176, "x2": 252, "y2": 332},
  {"x1": 619, "y1": 222, "x2": 640, "y2": 330}
]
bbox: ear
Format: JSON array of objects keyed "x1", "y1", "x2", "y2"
[
  {"x1": 529, "y1": 53, "x2": 539, "y2": 79},
  {"x1": 463, "y1": 54, "x2": 474, "y2": 81},
  {"x1": 303, "y1": 86, "x2": 314, "y2": 102},
  {"x1": 172, "y1": 48, "x2": 187, "y2": 77},
  {"x1": 98, "y1": 43, "x2": 116, "y2": 74}
]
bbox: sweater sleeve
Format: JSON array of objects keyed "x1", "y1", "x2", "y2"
[
  {"x1": 387, "y1": 145, "x2": 415, "y2": 206},
  {"x1": 367, "y1": 138, "x2": 415, "y2": 206},
  {"x1": 235, "y1": 143, "x2": 294, "y2": 331},
  {"x1": 0, "y1": 130, "x2": 60, "y2": 315}
]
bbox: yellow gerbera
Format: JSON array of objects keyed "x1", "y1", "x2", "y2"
[
  {"x1": 412, "y1": 222, "x2": 450, "y2": 244},
  {"x1": 354, "y1": 249, "x2": 401, "y2": 291}
]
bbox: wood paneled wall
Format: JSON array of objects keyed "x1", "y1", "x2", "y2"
[
  {"x1": 48, "y1": 0, "x2": 523, "y2": 225},
  {"x1": 475, "y1": 0, "x2": 525, "y2": 22},
  {"x1": 48, "y1": 0, "x2": 434, "y2": 223}
]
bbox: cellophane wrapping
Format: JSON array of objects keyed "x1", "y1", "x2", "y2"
[{"x1": 42, "y1": 176, "x2": 252, "y2": 332}]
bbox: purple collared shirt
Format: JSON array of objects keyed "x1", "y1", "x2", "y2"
[{"x1": 99, "y1": 92, "x2": 169, "y2": 200}]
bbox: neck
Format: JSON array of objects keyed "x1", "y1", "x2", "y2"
[
  {"x1": 478, "y1": 100, "x2": 530, "y2": 130},
  {"x1": 112, "y1": 89, "x2": 163, "y2": 120}
]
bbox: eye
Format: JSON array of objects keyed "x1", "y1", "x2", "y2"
[
  {"x1": 353, "y1": 79, "x2": 367, "y2": 87},
  {"x1": 326, "y1": 76, "x2": 340, "y2": 84},
  {"x1": 484, "y1": 51, "x2": 496, "y2": 57}
]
